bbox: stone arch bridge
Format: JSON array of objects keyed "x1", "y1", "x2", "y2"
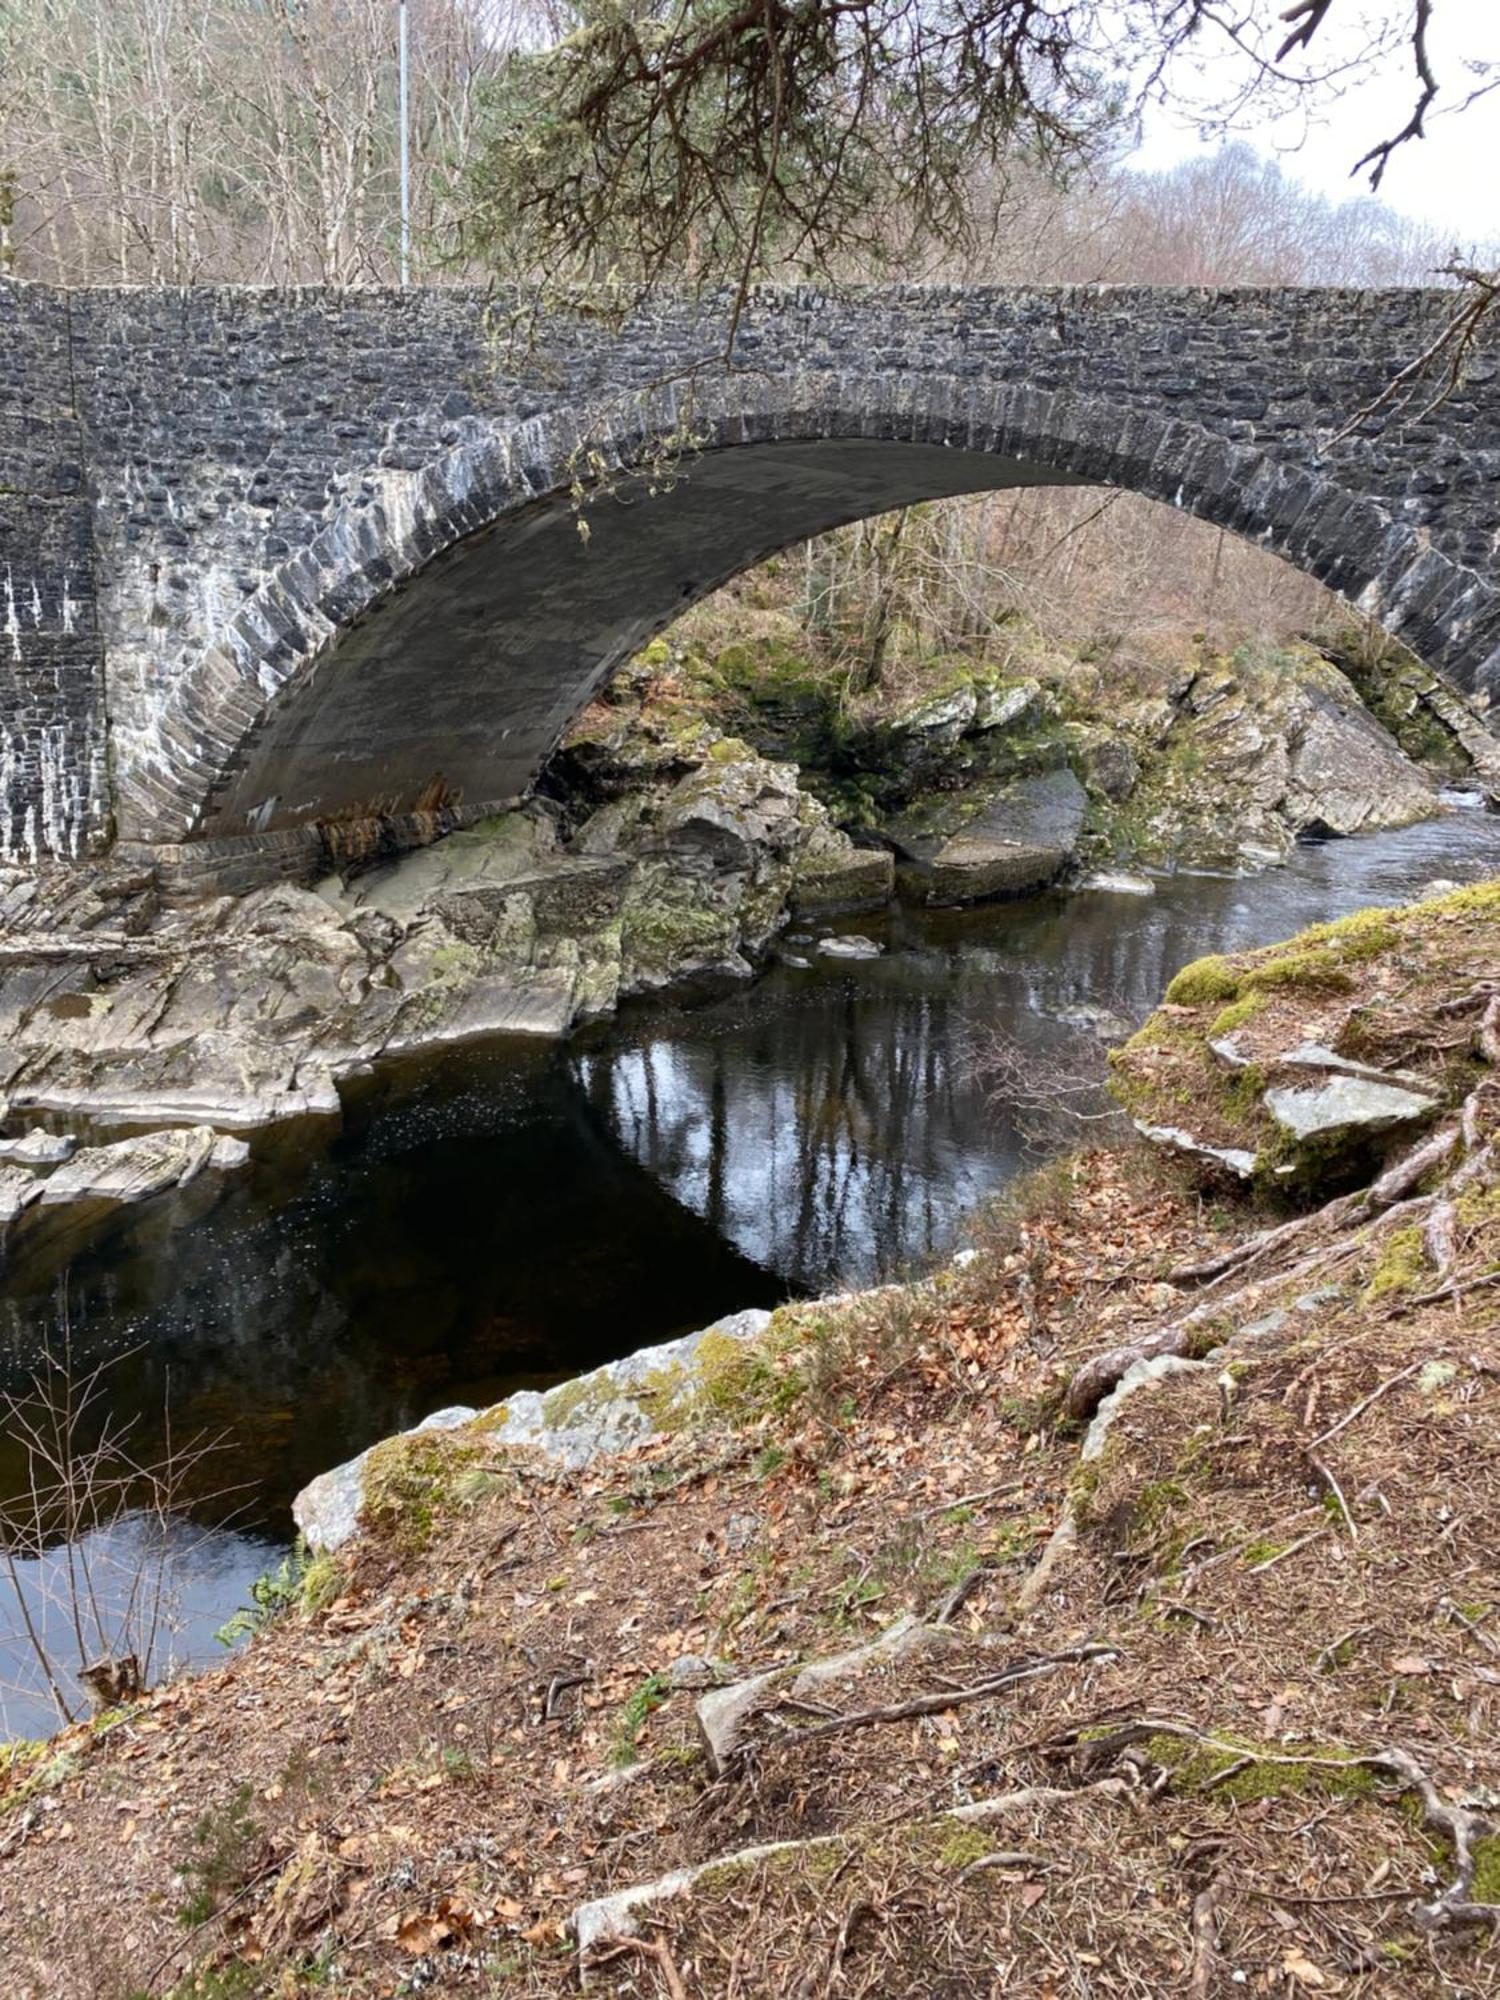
[{"x1": 3, "y1": 279, "x2": 1497, "y2": 888}]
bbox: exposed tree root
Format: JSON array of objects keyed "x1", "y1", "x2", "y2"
[
  {"x1": 1076, "y1": 1089, "x2": 1499, "y2": 1425},
  {"x1": 1165, "y1": 1121, "x2": 1462, "y2": 1292},
  {"x1": 1051, "y1": 1721, "x2": 1500, "y2": 1935},
  {"x1": 1365, "y1": 1747, "x2": 1500, "y2": 1932},
  {"x1": 1187, "y1": 1876, "x2": 1224, "y2": 2000},
  {"x1": 585, "y1": 1934, "x2": 689, "y2": 2000},
  {"x1": 1480, "y1": 993, "x2": 1500, "y2": 1068},
  {"x1": 767, "y1": 1642, "x2": 1120, "y2": 1752}
]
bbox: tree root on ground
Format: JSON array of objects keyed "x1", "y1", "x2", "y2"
[
  {"x1": 1073, "y1": 1081, "x2": 1498, "y2": 1425},
  {"x1": 763, "y1": 1641, "x2": 1120, "y2": 1753},
  {"x1": 1049, "y1": 1719, "x2": 1500, "y2": 1934}
]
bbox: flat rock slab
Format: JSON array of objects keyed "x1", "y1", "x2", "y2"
[
  {"x1": 926, "y1": 770, "x2": 1087, "y2": 904},
  {"x1": 1263, "y1": 1075, "x2": 1439, "y2": 1143},
  {"x1": 1275, "y1": 1043, "x2": 1430, "y2": 1091},
  {"x1": 1134, "y1": 1119, "x2": 1257, "y2": 1180},
  {"x1": 37, "y1": 1125, "x2": 246, "y2": 1207}
]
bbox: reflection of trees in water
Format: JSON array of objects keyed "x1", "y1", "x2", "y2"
[
  {"x1": 0, "y1": 1058, "x2": 778, "y2": 1531},
  {"x1": 580, "y1": 981, "x2": 1011, "y2": 1289}
]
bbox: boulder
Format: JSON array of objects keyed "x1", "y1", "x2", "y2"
[
  {"x1": 972, "y1": 679, "x2": 1042, "y2": 733},
  {"x1": 0, "y1": 1163, "x2": 42, "y2": 1225},
  {"x1": 292, "y1": 1405, "x2": 479, "y2": 1557},
  {"x1": 1282, "y1": 687, "x2": 1439, "y2": 836},
  {"x1": 1075, "y1": 731, "x2": 1140, "y2": 802},
  {"x1": 925, "y1": 770, "x2": 1087, "y2": 904},
  {"x1": 790, "y1": 817, "x2": 893, "y2": 914},
  {"x1": 817, "y1": 934, "x2": 882, "y2": 961},
  {"x1": 890, "y1": 682, "x2": 978, "y2": 743},
  {"x1": 293, "y1": 1308, "x2": 776, "y2": 1552}
]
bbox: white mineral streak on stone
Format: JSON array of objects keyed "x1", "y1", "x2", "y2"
[
  {"x1": 29, "y1": 581, "x2": 43, "y2": 625},
  {"x1": 3, "y1": 569, "x2": 21, "y2": 661},
  {"x1": 0, "y1": 734, "x2": 19, "y2": 860},
  {"x1": 38, "y1": 723, "x2": 82, "y2": 860}
]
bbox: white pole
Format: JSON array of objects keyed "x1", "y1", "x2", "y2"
[{"x1": 398, "y1": 0, "x2": 411, "y2": 285}]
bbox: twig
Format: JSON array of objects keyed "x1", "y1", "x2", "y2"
[
  {"x1": 1308, "y1": 1361, "x2": 1424, "y2": 1448},
  {"x1": 916, "y1": 1479, "x2": 1028, "y2": 1518},
  {"x1": 770, "y1": 1643, "x2": 1119, "y2": 1751},
  {"x1": 1440, "y1": 1597, "x2": 1500, "y2": 1661},
  {"x1": 957, "y1": 1851, "x2": 1050, "y2": 1881},
  {"x1": 1399, "y1": 1269, "x2": 1500, "y2": 1312},
  {"x1": 1158, "y1": 1601, "x2": 1217, "y2": 1631},
  {"x1": 1245, "y1": 1527, "x2": 1328, "y2": 1574},
  {"x1": 1314, "y1": 1625, "x2": 1370, "y2": 1672},
  {"x1": 587, "y1": 1934, "x2": 689, "y2": 2000},
  {"x1": 1245, "y1": 1885, "x2": 1415, "y2": 1907},
  {"x1": 931, "y1": 1564, "x2": 992, "y2": 1627},
  {"x1": 1305, "y1": 1453, "x2": 1358, "y2": 1541}
]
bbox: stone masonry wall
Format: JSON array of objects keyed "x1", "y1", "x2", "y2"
[
  {"x1": 1, "y1": 280, "x2": 1497, "y2": 864},
  {"x1": 0, "y1": 284, "x2": 106, "y2": 860}
]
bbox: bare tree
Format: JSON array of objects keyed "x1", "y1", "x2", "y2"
[{"x1": 0, "y1": 0, "x2": 531, "y2": 285}]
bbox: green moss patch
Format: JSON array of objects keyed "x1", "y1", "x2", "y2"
[
  {"x1": 361, "y1": 1430, "x2": 497, "y2": 1553},
  {"x1": 1363, "y1": 1226, "x2": 1431, "y2": 1304},
  {"x1": 1147, "y1": 1732, "x2": 1378, "y2": 1805}
]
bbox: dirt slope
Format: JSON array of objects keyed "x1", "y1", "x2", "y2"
[{"x1": 2, "y1": 892, "x2": 1498, "y2": 2000}]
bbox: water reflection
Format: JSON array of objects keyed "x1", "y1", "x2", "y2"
[
  {"x1": 574, "y1": 807, "x2": 1500, "y2": 1290},
  {"x1": 1, "y1": 805, "x2": 1498, "y2": 1734}
]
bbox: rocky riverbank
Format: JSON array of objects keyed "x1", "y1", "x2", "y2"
[
  {"x1": 0, "y1": 623, "x2": 1492, "y2": 1156},
  {"x1": 3, "y1": 879, "x2": 1496, "y2": 1997}
]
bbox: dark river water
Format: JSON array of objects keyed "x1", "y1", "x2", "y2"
[{"x1": 3, "y1": 803, "x2": 1500, "y2": 1734}]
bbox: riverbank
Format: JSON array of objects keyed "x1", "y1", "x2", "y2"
[
  {"x1": 0, "y1": 617, "x2": 1489, "y2": 1152},
  {"x1": 2, "y1": 881, "x2": 1496, "y2": 1996}
]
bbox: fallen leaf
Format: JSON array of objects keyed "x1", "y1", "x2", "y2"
[
  {"x1": 1282, "y1": 1948, "x2": 1329, "y2": 1987},
  {"x1": 1390, "y1": 1654, "x2": 1433, "y2": 1677}
]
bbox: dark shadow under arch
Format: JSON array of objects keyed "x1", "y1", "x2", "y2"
[{"x1": 118, "y1": 372, "x2": 1499, "y2": 849}]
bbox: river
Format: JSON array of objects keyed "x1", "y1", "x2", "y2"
[{"x1": 3, "y1": 802, "x2": 1500, "y2": 1735}]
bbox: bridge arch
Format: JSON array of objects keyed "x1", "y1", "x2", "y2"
[{"x1": 120, "y1": 367, "x2": 1500, "y2": 859}]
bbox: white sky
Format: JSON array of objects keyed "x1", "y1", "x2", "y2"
[{"x1": 1128, "y1": 0, "x2": 1500, "y2": 250}]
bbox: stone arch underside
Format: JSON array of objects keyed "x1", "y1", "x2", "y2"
[{"x1": 122, "y1": 375, "x2": 1500, "y2": 853}]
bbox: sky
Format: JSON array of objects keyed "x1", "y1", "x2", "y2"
[{"x1": 1128, "y1": 0, "x2": 1500, "y2": 250}]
